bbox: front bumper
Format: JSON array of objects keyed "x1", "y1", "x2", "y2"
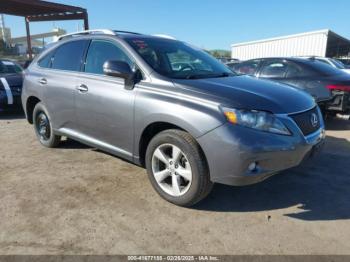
[{"x1": 197, "y1": 109, "x2": 325, "y2": 186}]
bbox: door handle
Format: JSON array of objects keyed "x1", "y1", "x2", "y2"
[
  {"x1": 38, "y1": 78, "x2": 47, "y2": 85},
  {"x1": 76, "y1": 84, "x2": 88, "y2": 93}
]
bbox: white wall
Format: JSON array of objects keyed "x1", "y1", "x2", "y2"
[{"x1": 231, "y1": 31, "x2": 328, "y2": 60}]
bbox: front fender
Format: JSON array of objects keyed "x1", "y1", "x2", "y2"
[{"x1": 133, "y1": 84, "x2": 225, "y2": 157}]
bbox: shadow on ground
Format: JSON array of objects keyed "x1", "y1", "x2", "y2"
[
  {"x1": 325, "y1": 116, "x2": 350, "y2": 131},
  {"x1": 194, "y1": 134, "x2": 350, "y2": 221},
  {"x1": 59, "y1": 138, "x2": 91, "y2": 149},
  {"x1": 0, "y1": 110, "x2": 25, "y2": 120}
]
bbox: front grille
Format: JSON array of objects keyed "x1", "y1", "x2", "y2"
[{"x1": 290, "y1": 107, "x2": 321, "y2": 136}]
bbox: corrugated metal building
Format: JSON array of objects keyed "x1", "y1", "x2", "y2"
[{"x1": 231, "y1": 29, "x2": 350, "y2": 60}]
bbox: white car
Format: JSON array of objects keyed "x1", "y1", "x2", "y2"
[{"x1": 302, "y1": 56, "x2": 350, "y2": 74}]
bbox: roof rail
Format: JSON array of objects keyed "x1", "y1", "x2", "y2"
[
  {"x1": 113, "y1": 30, "x2": 142, "y2": 35},
  {"x1": 152, "y1": 34, "x2": 177, "y2": 40},
  {"x1": 57, "y1": 29, "x2": 116, "y2": 41}
]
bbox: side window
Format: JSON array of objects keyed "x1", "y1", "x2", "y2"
[
  {"x1": 286, "y1": 63, "x2": 302, "y2": 78},
  {"x1": 315, "y1": 59, "x2": 331, "y2": 66},
  {"x1": 38, "y1": 51, "x2": 54, "y2": 68},
  {"x1": 286, "y1": 62, "x2": 315, "y2": 78},
  {"x1": 260, "y1": 61, "x2": 288, "y2": 78},
  {"x1": 234, "y1": 60, "x2": 260, "y2": 75},
  {"x1": 84, "y1": 40, "x2": 133, "y2": 75},
  {"x1": 51, "y1": 40, "x2": 88, "y2": 71}
]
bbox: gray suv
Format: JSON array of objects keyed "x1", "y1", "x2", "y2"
[{"x1": 22, "y1": 30, "x2": 325, "y2": 206}]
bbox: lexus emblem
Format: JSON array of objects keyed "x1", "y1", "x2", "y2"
[{"x1": 310, "y1": 113, "x2": 318, "y2": 127}]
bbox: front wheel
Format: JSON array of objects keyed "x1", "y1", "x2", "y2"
[
  {"x1": 145, "y1": 129, "x2": 213, "y2": 207},
  {"x1": 33, "y1": 102, "x2": 61, "y2": 148}
]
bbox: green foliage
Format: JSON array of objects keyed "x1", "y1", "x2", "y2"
[{"x1": 208, "y1": 49, "x2": 231, "y2": 58}]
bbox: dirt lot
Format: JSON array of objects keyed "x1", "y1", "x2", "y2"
[{"x1": 0, "y1": 113, "x2": 349, "y2": 255}]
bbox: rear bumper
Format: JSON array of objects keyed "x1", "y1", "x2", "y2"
[
  {"x1": 326, "y1": 91, "x2": 350, "y2": 113},
  {"x1": 197, "y1": 110, "x2": 325, "y2": 186}
]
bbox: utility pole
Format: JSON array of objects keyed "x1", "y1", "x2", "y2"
[{"x1": 0, "y1": 14, "x2": 8, "y2": 46}]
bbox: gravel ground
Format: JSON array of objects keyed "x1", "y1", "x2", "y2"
[{"x1": 0, "y1": 113, "x2": 349, "y2": 255}]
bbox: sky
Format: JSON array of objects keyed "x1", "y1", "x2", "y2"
[{"x1": 3, "y1": 0, "x2": 350, "y2": 50}]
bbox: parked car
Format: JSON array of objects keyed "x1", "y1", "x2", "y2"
[
  {"x1": 232, "y1": 57, "x2": 350, "y2": 114},
  {"x1": 217, "y1": 57, "x2": 239, "y2": 64},
  {"x1": 22, "y1": 30, "x2": 325, "y2": 206},
  {"x1": 226, "y1": 60, "x2": 241, "y2": 70},
  {"x1": 301, "y1": 56, "x2": 350, "y2": 74},
  {"x1": 0, "y1": 59, "x2": 24, "y2": 112}
]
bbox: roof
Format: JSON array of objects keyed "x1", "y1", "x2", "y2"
[
  {"x1": 231, "y1": 29, "x2": 331, "y2": 47},
  {"x1": 0, "y1": 0, "x2": 87, "y2": 22}
]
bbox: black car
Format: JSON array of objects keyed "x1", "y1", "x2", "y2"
[
  {"x1": 0, "y1": 59, "x2": 24, "y2": 112},
  {"x1": 232, "y1": 57, "x2": 350, "y2": 114}
]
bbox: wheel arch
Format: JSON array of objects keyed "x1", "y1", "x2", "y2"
[
  {"x1": 26, "y1": 96, "x2": 41, "y2": 124},
  {"x1": 137, "y1": 121, "x2": 208, "y2": 168}
]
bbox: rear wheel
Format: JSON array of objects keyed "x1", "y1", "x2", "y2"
[
  {"x1": 145, "y1": 129, "x2": 213, "y2": 206},
  {"x1": 33, "y1": 103, "x2": 61, "y2": 148}
]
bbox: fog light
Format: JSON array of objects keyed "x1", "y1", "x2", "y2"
[{"x1": 248, "y1": 162, "x2": 257, "y2": 171}]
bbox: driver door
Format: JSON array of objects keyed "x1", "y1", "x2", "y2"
[{"x1": 75, "y1": 39, "x2": 136, "y2": 158}]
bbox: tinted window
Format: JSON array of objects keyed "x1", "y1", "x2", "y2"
[
  {"x1": 0, "y1": 60, "x2": 23, "y2": 73},
  {"x1": 306, "y1": 60, "x2": 344, "y2": 76},
  {"x1": 260, "y1": 61, "x2": 288, "y2": 78},
  {"x1": 52, "y1": 40, "x2": 88, "y2": 71},
  {"x1": 330, "y1": 58, "x2": 346, "y2": 69},
  {"x1": 286, "y1": 62, "x2": 314, "y2": 78},
  {"x1": 315, "y1": 58, "x2": 333, "y2": 66},
  {"x1": 125, "y1": 38, "x2": 234, "y2": 79},
  {"x1": 38, "y1": 51, "x2": 54, "y2": 68},
  {"x1": 84, "y1": 40, "x2": 133, "y2": 75},
  {"x1": 233, "y1": 60, "x2": 261, "y2": 75}
]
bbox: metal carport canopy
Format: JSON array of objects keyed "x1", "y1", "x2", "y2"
[{"x1": 0, "y1": 0, "x2": 89, "y2": 58}]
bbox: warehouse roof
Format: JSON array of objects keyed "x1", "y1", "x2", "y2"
[{"x1": 231, "y1": 29, "x2": 350, "y2": 47}]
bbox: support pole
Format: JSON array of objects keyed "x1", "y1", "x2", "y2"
[
  {"x1": 83, "y1": 12, "x2": 89, "y2": 30},
  {"x1": 25, "y1": 17, "x2": 32, "y2": 59}
]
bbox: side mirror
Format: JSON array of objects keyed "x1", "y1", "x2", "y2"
[
  {"x1": 103, "y1": 60, "x2": 135, "y2": 90},
  {"x1": 103, "y1": 60, "x2": 132, "y2": 79}
]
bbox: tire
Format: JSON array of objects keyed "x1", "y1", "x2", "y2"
[
  {"x1": 145, "y1": 129, "x2": 213, "y2": 207},
  {"x1": 33, "y1": 102, "x2": 61, "y2": 148}
]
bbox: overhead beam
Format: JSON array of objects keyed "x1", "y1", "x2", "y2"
[{"x1": 27, "y1": 12, "x2": 87, "y2": 22}]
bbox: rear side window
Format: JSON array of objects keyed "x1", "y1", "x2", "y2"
[
  {"x1": 51, "y1": 40, "x2": 88, "y2": 71},
  {"x1": 84, "y1": 40, "x2": 133, "y2": 75},
  {"x1": 234, "y1": 60, "x2": 261, "y2": 75},
  {"x1": 286, "y1": 62, "x2": 315, "y2": 78},
  {"x1": 38, "y1": 51, "x2": 54, "y2": 68},
  {"x1": 260, "y1": 61, "x2": 288, "y2": 78}
]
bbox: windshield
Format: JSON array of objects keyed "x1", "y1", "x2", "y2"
[
  {"x1": 0, "y1": 60, "x2": 23, "y2": 74},
  {"x1": 126, "y1": 37, "x2": 234, "y2": 79}
]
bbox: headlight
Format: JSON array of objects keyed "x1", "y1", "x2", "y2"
[{"x1": 222, "y1": 107, "x2": 291, "y2": 135}]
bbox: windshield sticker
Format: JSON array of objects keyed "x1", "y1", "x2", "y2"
[{"x1": 133, "y1": 40, "x2": 148, "y2": 49}]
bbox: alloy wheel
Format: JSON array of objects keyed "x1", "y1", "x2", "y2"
[{"x1": 151, "y1": 143, "x2": 192, "y2": 197}]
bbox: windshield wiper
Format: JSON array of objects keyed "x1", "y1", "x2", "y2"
[
  {"x1": 211, "y1": 72, "x2": 234, "y2": 78},
  {"x1": 185, "y1": 72, "x2": 234, "y2": 80}
]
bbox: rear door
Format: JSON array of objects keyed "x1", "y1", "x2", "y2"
[
  {"x1": 36, "y1": 39, "x2": 89, "y2": 130},
  {"x1": 74, "y1": 39, "x2": 136, "y2": 158}
]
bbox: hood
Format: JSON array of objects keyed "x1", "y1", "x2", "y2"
[
  {"x1": 173, "y1": 75, "x2": 315, "y2": 114},
  {"x1": 0, "y1": 73, "x2": 23, "y2": 88}
]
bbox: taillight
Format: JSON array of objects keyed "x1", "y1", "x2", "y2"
[{"x1": 326, "y1": 84, "x2": 350, "y2": 92}]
